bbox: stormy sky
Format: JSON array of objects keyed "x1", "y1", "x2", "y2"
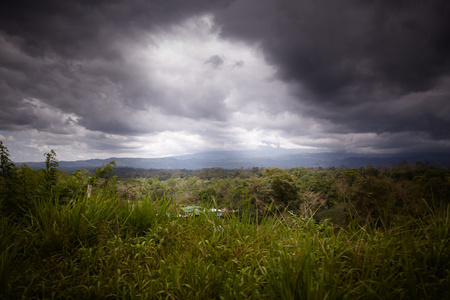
[{"x1": 1, "y1": 0, "x2": 449, "y2": 162}]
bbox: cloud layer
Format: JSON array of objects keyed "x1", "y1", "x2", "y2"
[{"x1": 1, "y1": 0, "x2": 449, "y2": 161}]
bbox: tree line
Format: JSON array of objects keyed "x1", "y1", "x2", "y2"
[{"x1": 1, "y1": 140, "x2": 449, "y2": 227}]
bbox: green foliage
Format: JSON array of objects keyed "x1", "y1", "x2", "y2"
[
  {"x1": 0, "y1": 142, "x2": 21, "y2": 217},
  {"x1": 55, "y1": 169, "x2": 89, "y2": 203},
  {"x1": 87, "y1": 160, "x2": 117, "y2": 199},
  {"x1": 231, "y1": 181, "x2": 248, "y2": 209},
  {"x1": 1, "y1": 196, "x2": 449, "y2": 299},
  {"x1": 197, "y1": 187, "x2": 224, "y2": 206},
  {"x1": 88, "y1": 160, "x2": 116, "y2": 185},
  {"x1": 263, "y1": 168, "x2": 300, "y2": 208},
  {"x1": 0, "y1": 141, "x2": 16, "y2": 178},
  {"x1": 247, "y1": 176, "x2": 272, "y2": 207},
  {"x1": 43, "y1": 149, "x2": 60, "y2": 196},
  {"x1": 1, "y1": 142, "x2": 450, "y2": 298}
]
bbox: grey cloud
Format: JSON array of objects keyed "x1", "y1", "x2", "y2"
[
  {"x1": 0, "y1": 0, "x2": 231, "y2": 60},
  {"x1": 214, "y1": 0, "x2": 450, "y2": 143},
  {"x1": 233, "y1": 60, "x2": 244, "y2": 68},
  {"x1": 158, "y1": 91, "x2": 230, "y2": 122},
  {"x1": 205, "y1": 54, "x2": 225, "y2": 68},
  {"x1": 301, "y1": 81, "x2": 450, "y2": 140},
  {"x1": 217, "y1": 0, "x2": 450, "y2": 96},
  {"x1": 1, "y1": 0, "x2": 450, "y2": 158},
  {"x1": 0, "y1": 0, "x2": 242, "y2": 139}
]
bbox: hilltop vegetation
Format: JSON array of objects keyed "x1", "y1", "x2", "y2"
[{"x1": 1, "y1": 141, "x2": 449, "y2": 299}]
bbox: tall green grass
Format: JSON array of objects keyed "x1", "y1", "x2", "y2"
[{"x1": 1, "y1": 194, "x2": 449, "y2": 299}]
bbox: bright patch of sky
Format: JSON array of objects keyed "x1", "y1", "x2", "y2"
[{"x1": 4, "y1": 15, "x2": 315, "y2": 161}]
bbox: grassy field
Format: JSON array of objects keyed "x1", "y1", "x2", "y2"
[{"x1": 1, "y1": 193, "x2": 449, "y2": 299}]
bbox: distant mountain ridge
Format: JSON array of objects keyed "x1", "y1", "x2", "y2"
[{"x1": 17, "y1": 149, "x2": 450, "y2": 171}]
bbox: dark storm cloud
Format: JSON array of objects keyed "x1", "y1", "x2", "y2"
[
  {"x1": 0, "y1": 0, "x2": 230, "y2": 60},
  {"x1": 0, "y1": 0, "x2": 232, "y2": 135},
  {"x1": 1, "y1": 0, "x2": 450, "y2": 159},
  {"x1": 214, "y1": 0, "x2": 450, "y2": 139}
]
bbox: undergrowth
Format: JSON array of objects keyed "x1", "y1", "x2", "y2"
[{"x1": 1, "y1": 194, "x2": 449, "y2": 299}]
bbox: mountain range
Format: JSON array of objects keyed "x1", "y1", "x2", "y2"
[{"x1": 18, "y1": 148, "x2": 450, "y2": 171}]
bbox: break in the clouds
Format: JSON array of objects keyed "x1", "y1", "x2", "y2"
[{"x1": 1, "y1": 0, "x2": 449, "y2": 162}]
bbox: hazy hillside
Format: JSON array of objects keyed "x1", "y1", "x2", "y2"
[{"x1": 18, "y1": 149, "x2": 450, "y2": 171}]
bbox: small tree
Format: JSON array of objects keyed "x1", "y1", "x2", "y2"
[
  {"x1": 197, "y1": 187, "x2": 219, "y2": 206},
  {"x1": 0, "y1": 141, "x2": 20, "y2": 217},
  {"x1": 87, "y1": 161, "x2": 117, "y2": 198},
  {"x1": 0, "y1": 141, "x2": 16, "y2": 178},
  {"x1": 263, "y1": 168, "x2": 300, "y2": 209},
  {"x1": 44, "y1": 150, "x2": 59, "y2": 195}
]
